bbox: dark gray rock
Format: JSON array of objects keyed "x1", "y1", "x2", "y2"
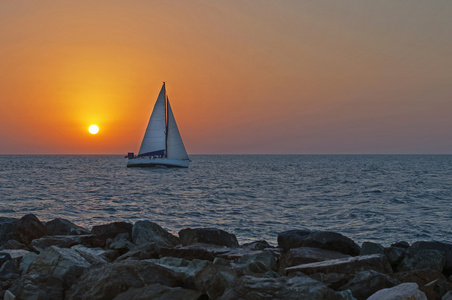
[
  {"x1": 13, "y1": 214, "x2": 47, "y2": 246},
  {"x1": 194, "y1": 260, "x2": 240, "y2": 299},
  {"x1": 27, "y1": 246, "x2": 91, "y2": 287},
  {"x1": 91, "y1": 221, "x2": 133, "y2": 247},
  {"x1": 395, "y1": 268, "x2": 447, "y2": 287},
  {"x1": 0, "y1": 217, "x2": 18, "y2": 245},
  {"x1": 286, "y1": 254, "x2": 393, "y2": 276},
  {"x1": 279, "y1": 246, "x2": 350, "y2": 272},
  {"x1": 30, "y1": 234, "x2": 94, "y2": 253},
  {"x1": 421, "y1": 278, "x2": 452, "y2": 300},
  {"x1": 278, "y1": 230, "x2": 360, "y2": 256},
  {"x1": 396, "y1": 248, "x2": 445, "y2": 273},
  {"x1": 8, "y1": 273, "x2": 64, "y2": 300},
  {"x1": 71, "y1": 244, "x2": 111, "y2": 264},
  {"x1": 66, "y1": 260, "x2": 183, "y2": 300},
  {"x1": 2, "y1": 239, "x2": 27, "y2": 250},
  {"x1": 179, "y1": 228, "x2": 239, "y2": 248},
  {"x1": 385, "y1": 246, "x2": 406, "y2": 268},
  {"x1": 411, "y1": 241, "x2": 452, "y2": 275},
  {"x1": 361, "y1": 242, "x2": 385, "y2": 256},
  {"x1": 113, "y1": 283, "x2": 207, "y2": 300},
  {"x1": 277, "y1": 229, "x2": 312, "y2": 251},
  {"x1": 391, "y1": 241, "x2": 410, "y2": 248},
  {"x1": 242, "y1": 240, "x2": 272, "y2": 251},
  {"x1": 0, "y1": 260, "x2": 20, "y2": 280},
  {"x1": 116, "y1": 242, "x2": 161, "y2": 261},
  {"x1": 106, "y1": 232, "x2": 135, "y2": 254},
  {"x1": 0, "y1": 252, "x2": 11, "y2": 266},
  {"x1": 19, "y1": 252, "x2": 38, "y2": 273},
  {"x1": 237, "y1": 250, "x2": 278, "y2": 275},
  {"x1": 219, "y1": 275, "x2": 353, "y2": 300},
  {"x1": 367, "y1": 282, "x2": 427, "y2": 300},
  {"x1": 338, "y1": 270, "x2": 400, "y2": 300},
  {"x1": 45, "y1": 218, "x2": 90, "y2": 235},
  {"x1": 308, "y1": 272, "x2": 351, "y2": 290},
  {"x1": 160, "y1": 247, "x2": 216, "y2": 261},
  {"x1": 132, "y1": 220, "x2": 180, "y2": 247}
]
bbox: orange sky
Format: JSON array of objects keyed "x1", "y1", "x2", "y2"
[{"x1": 1, "y1": 1, "x2": 451, "y2": 154}]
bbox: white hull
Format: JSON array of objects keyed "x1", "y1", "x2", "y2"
[{"x1": 127, "y1": 157, "x2": 189, "y2": 168}]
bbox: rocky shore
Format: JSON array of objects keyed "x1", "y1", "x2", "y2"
[{"x1": 1, "y1": 214, "x2": 452, "y2": 300}]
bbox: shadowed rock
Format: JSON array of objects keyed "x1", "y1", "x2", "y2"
[
  {"x1": 113, "y1": 283, "x2": 207, "y2": 300},
  {"x1": 279, "y1": 247, "x2": 349, "y2": 272},
  {"x1": 395, "y1": 268, "x2": 447, "y2": 287},
  {"x1": 219, "y1": 275, "x2": 353, "y2": 300},
  {"x1": 396, "y1": 248, "x2": 445, "y2": 273},
  {"x1": 367, "y1": 282, "x2": 427, "y2": 300},
  {"x1": 286, "y1": 254, "x2": 392, "y2": 276},
  {"x1": 179, "y1": 228, "x2": 239, "y2": 248},
  {"x1": 338, "y1": 270, "x2": 400, "y2": 300},
  {"x1": 361, "y1": 242, "x2": 385, "y2": 256},
  {"x1": 13, "y1": 214, "x2": 47, "y2": 246},
  {"x1": 66, "y1": 260, "x2": 183, "y2": 300},
  {"x1": 132, "y1": 220, "x2": 180, "y2": 247},
  {"x1": 116, "y1": 242, "x2": 162, "y2": 261},
  {"x1": 411, "y1": 241, "x2": 452, "y2": 275},
  {"x1": 30, "y1": 235, "x2": 94, "y2": 253},
  {"x1": 8, "y1": 273, "x2": 64, "y2": 300},
  {"x1": 91, "y1": 221, "x2": 133, "y2": 247},
  {"x1": 278, "y1": 230, "x2": 360, "y2": 256},
  {"x1": 45, "y1": 218, "x2": 90, "y2": 236}
]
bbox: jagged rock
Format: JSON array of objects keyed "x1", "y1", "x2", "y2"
[
  {"x1": 361, "y1": 242, "x2": 385, "y2": 255},
  {"x1": 279, "y1": 246, "x2": 349, "y2": 272},
  {"x1": 412, "y1": 241, "x2": 452, "y2": 275},
  {"x1": 0, "y1": 260, "x2": 20, "y2": 280},
  {"x1": 385, "y1": 246, "x2": 406, "y2": 268},
  {"x1": 396, "y1": 248, "x2": 445, "y2": 273},
  {"x1": 7, "y1": 272, "x2": 64, "y2": 300},
  {"x1": 71, "y1": 244, "x2": 111, "y2": 264},
  {"x1": 91, "y1": 221, "x2": 133, "y2": 247},
  {"x1": 219, "y1": 275, "x2": 353, "y2": 300},
  {"x1": 30, "y1": 234, "x2": 94, "y2": 253},
  {"x1": 19, "y1": 252, "x2": 38, "y2": 273},
  {"x1": 160, "y1": 247, "x2": 216, "y2": 261},
  {"x1": 194, "y1": 261, "x2": 239, "y2": 299},
  {"x1": 179, "y1": 228, "x2": 239, "y2": 248},
  {"x1": 45, "y1": 218, "x2": 90, "y2": 235},
  {"x1": 278, "y1": 230, "x2": 360, "y2": 256},
  {"x1": 106, "y1": 232, "x2": 135, "y2": 254},
  {"x1": 27, "y1": 246, "x2": 91, "y2": 287},
  {"x1": 236, "y1": 250, "x2": 278, "y2": 275},
  {"x1": 338, "y1": 270, "x2": 400, "y2": 300},
  {"x1": 391, "y1": 241, "x2": 410, "y2": 248},
  {"x1": 277, "y1": 229, "x2": 313, "y2": 251},
  {"x1": 367, "y1": 282, "x2": 427, "y2": 300},
  {"x1": 113, "y1": 283, "x2": 206, "y2": 300},
  {"x1": 66, "y1": 260, "x2": 183, "y2": 300},
  {"x1": 421, "y1": 278, "x2": 452, "y2": 300},
  {"x1": 395, "y1": 268, "x2": 447, "y2": 287},
  {"x1": 0, "y1": 252, "x2": 11, "y2": 265},
  {"x1": 443, "y1": 291, "x2": 452, "y2": 300},
  {"x1": 241, "y1": 240, "x2": 272, "y2": 250},
  {"x1": 12, "y1": 214, "x2": 47, "y2": 246},
  {"x1": 132, "y1": 220, "x2": 180, "y2": 247},
  {"x1": 286, "y1": 254, "x2": 392, "y2": 276},
  {"x1": 0, "y1": 217, "x2": 19, "y2": 245},
  {"x1": 0, "y1": 249, "x2": 30, "y2": 261},
  {"x1": 308, "y1": 272, "x2": 351, "y2": 290},
  {"x1": 116, "y1": 242, "x2": 161, "y2": 261},
  {"x1": 148, "y1": 257, "x2": 213, "y2": 290},
  {"x1": 2, "y1": 239, "x2": 27, "y2": 250},
  {"x1": 3, "y1": 290, "x2": 15, "y2": 300}
]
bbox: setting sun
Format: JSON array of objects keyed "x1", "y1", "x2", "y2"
[{"x1": 88, "y1": 125, "x2": 99, "y2": 135}]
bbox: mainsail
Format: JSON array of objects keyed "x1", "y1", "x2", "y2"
[
  {"x1": 166, "y1": 98, "x2": 189, "y2": 160},
  {"x1": 138, "y1": 84, "x2": 166, "y2": 156}
]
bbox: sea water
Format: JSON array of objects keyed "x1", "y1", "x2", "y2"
[{"x1": 0, "y1": 155, "x2": 451, "y2": 246}]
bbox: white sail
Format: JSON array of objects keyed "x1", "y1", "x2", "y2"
[
  {"x1": 166, "y1": 98, "x2": 189, "y2": 160},
  {"x1": 138, "y1": 84, "x2": 166, "y2": 156}
]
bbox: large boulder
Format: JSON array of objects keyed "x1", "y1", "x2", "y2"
[
  {"x1": 396, "y1": 248, "x2": 445, "y2": 273},
  {"x1": 160, "y1": 247, "x2": 216, "y2": 262},
  {"x1": 278, "y1": 230, "x2": 360, "y2": 256},
  {"x1": 91, "y1": 221, "x2": 133, "y2": 247},
  {"x1": 279, "y1": 247, "x2": 350, "y2": 272},
  {"x1": 219, "y1": 275, "x2": 353, "y2": 300},
  {"x1": 7, "y1": 273, "x2": 64, "y2": 300},
  {"x1": 11, "y1": 214, "x2": 47, "y2": 246},
  {"x1": 0, "y1": 260, "x2": 20, "y2": 280},
  {"x1": 194, "y1": 261, "x2": 240, "y2": 299},
  {"x1": 285, "y1": 254, "x2": 392, "y2": 276},
  {"x1": 66, "y1": 260, "x2": 183, "y2": 300},
  {"x1": 30, "y1": 234, "x2": 94, "y2": 253},
  {"x1": 45, "y1": 218, "x2": 90, "y2": 235},
  {"x1": 132, "y1": 221, "x2": 180, "y2": 247},
  {"x1": 338, "y1": 270, "x2": 400, "y2": 300},
  {"x1": 116, "y1": 242, "x2": 162, "y2": 261},
  {"x1": 0, "y1": 217, "x2": 19, "y2": 245},
  {"x1": 112, "y1": 283, "x2": 206, "y2": 300},
  {"x1": 367, "y1": 282, "x2": 427, "y2": 300},
  {"x1": 421, "y1": 278, "x2": 452, "y2": 300},
  {"x1": 27, "y1": 246, "x2": 91, "y2": 287},
  {"x1": 236, "y1": 250, "x2": 278, "y2": 275},
  {"x1": 411, "y1": 241, "x2": 452, "y2": 275},
  {"x1": 71, "y1": 244, "x2": 112, "y2": 264},
  {"x1": 179, "y1": 228, "x2": 239, "y2": 248},
  {"x1": 360, "y1": 242, "x2": 385, "y2": 256}
]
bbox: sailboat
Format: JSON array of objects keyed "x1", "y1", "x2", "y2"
[{"x1": 127, "y1": 83, "x2": 190, "y2": 168}]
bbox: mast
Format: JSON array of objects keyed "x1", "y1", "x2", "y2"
[{"x1": 164, "y1": 82, "x2": 168, "y2": 158}]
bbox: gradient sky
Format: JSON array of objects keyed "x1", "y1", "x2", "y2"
[{"x1": 1, "y1": 1, "x2": 451, "y2": 154}]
